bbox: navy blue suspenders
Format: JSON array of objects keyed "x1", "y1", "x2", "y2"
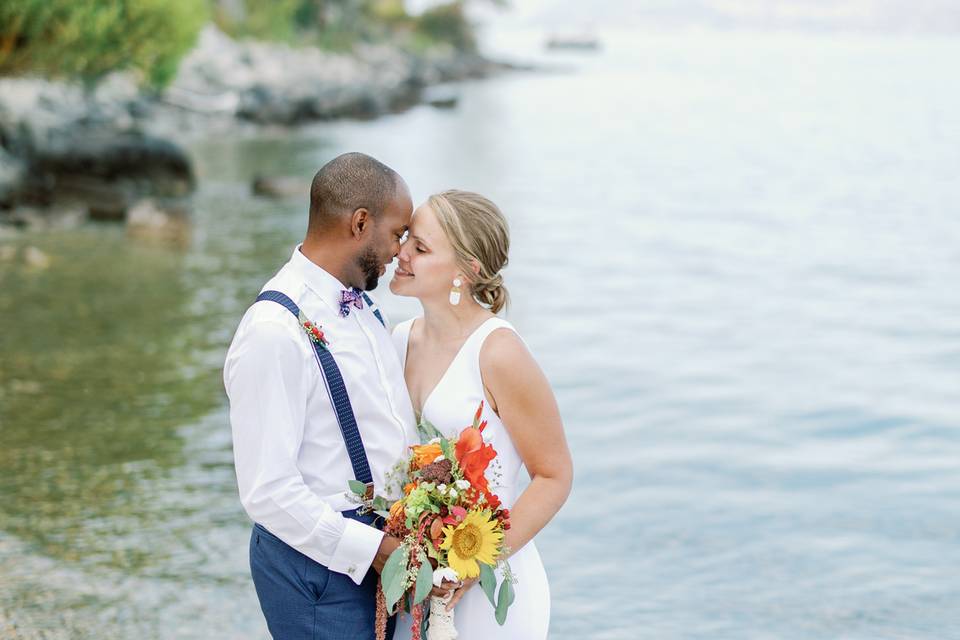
[{"x1": 254, "y1": 290, "x2": 385, "y2": 497}]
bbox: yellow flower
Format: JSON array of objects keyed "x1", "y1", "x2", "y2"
[{"x1": 439, "y1": 510, "x2": 503, "y2": 579}]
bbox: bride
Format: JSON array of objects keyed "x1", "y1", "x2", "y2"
[{"x1": 388, "y1": 190, "x2": 573, "y2": 639}]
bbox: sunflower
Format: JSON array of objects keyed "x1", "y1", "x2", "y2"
[{"x1": 439, "y1": 510, "x2": 503, "y2": 579}]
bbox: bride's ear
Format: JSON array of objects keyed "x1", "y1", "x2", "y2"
[{"x1": 468, "y1": 259, "x2": 481, "y2": 280}]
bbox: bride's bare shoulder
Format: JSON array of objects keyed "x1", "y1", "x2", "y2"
[{"x1": 479, "y1": 324, "x2": 538, "y2": 378}]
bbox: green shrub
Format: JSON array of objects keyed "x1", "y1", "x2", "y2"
[
  {"x1": 213, "y1": 0, "x2": 303, "y2": 42},
  {"x1": 414, "y1": 1, "x2": 475, "y2": 52},
  {"x1": 0, "y1": 0, "x2": 207, "y2": 88}
]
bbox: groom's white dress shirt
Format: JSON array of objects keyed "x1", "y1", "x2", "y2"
[{"x1": 224, "y1": 245, "x2": 417, "y2": 585}]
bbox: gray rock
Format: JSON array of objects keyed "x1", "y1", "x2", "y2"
[
  {"x1": 252, "y1": 175, "x2": 309, "y2": 199},
  {"x1": 21, "y1": 132, "x2": 194, "y2": 221},
  {"x1": 0, "y1": 148, "x2": 25, "y2": 208}
]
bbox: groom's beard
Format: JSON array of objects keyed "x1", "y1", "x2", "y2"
[{"x1": 357, "y1": 245, "x2": 382, "y2": 291}]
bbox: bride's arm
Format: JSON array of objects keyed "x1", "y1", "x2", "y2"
[{"x1": 480, "y1": 328, "x2": 574, "y2": 559}]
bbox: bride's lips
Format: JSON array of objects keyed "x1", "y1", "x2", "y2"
[{"x1": 395, "y1": 265, "x2": 414, "y2": 277}]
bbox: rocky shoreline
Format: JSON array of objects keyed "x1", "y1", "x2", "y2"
[{"x1": 0, "y1": 26, "x2": 518, "y2": 234}]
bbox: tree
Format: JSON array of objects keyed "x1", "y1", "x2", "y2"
[{"x1": 0, "y1": 0, "x2": 208, "y2": 88}]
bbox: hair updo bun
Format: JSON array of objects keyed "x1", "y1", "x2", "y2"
[
  {"x1": 472, "y1": 273, "x2": 508, "y2": 315},
  {"x1": 427, "y1": 190, "x2": 510, "y2": 314}
]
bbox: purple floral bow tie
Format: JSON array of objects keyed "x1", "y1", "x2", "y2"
[{"x1": 339, "y1": 288, "x2": 365, "y2": 317}]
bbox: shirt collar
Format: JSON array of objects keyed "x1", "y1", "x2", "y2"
[{"x1": 289, "y1": 244, "x2": 349, "y2": 313}]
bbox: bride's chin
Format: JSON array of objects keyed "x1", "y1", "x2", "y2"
[{"x1": 389, "y1": 277, "x2": 410, "y2": 296}]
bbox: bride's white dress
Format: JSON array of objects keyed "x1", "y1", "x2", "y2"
[{"x1": 390, "y1": 317, "x2": 551, "y2": 640}]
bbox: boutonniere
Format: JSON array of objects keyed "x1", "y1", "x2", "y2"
[{"x1": 299, "y1": 312, "x2": 330, "y2": 349}]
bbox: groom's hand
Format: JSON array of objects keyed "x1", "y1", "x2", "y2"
[
  {"x1": 372, "y1": 536, "x2": 459, "y2": 598},
  {"x1": 372, "y1": 535, "x2": 402, "y2": 574}
]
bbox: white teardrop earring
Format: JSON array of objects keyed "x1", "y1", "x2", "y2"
[{"x1": 449, "y1": 278, "x2": 463, "y2": 306}]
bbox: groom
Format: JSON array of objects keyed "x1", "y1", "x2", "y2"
[{"x1": 225, "y1": 153, "x2": 434, "y2": 639}]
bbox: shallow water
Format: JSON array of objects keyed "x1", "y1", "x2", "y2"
[{"x1": 2, "y1": 29, "x2": 960, "y2": 638}]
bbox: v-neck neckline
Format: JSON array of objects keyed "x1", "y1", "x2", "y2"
[{"x1": 403, "y1": 317, "x2": 496, "y2": 420}]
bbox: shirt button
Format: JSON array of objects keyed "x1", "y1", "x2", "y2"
[{"x1": 348, "y1": 565, "x2": 357, "y2": 575}]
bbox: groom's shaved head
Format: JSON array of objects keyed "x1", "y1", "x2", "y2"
[{"x1": 307, "y1": 152, "x2": 404, "y2": 234}]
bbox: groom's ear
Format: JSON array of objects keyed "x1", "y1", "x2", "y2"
[{"x1": 350, "y1": 208, "x2": 371, "y2": 239}]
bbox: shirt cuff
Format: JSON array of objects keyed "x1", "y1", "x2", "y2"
[{"x1": 327, "y1": 517, "x2": 385, "y2": 585}]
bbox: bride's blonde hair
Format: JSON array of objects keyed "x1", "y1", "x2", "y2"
[{"x1": 427, "y1": 189, "x2": 510, "y2": 314}]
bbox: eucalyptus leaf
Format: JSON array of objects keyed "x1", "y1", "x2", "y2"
[
  {"x1": 374, "y1": 509, "x2": 391, "y2": 519},
  {"x1": 382, "y1": 545, "x2": 410, "y2": 612},
  {"x1": 417, "y1": 418, "x2": 443, "y2": 441},
  {"x1": 439, "y1": 438, "x2": 454, "y2": 461},
  {"x1": 478, "y1": 563, "x2": 497, "y2": 607},
  {"x1": 413, "y1": 555, "x2": 434, "y2": 605},
  {"x1": 494, "y1": 577, "x2": 515, "y2": 625},
  {"x1": 372, "y1": 496, "x2": 391, "y2": 511},
  {"x1": 348, "y1": 480, "x2": 368, "y2": 497}
]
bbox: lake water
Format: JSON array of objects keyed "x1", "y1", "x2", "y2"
[{"x1": 2, "y1": 29, "x2": 959, "y2": 639}]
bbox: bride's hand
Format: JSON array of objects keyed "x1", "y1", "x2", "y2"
[{"x1": 446, "y1": 577, "x2": 478, "y2": 610}]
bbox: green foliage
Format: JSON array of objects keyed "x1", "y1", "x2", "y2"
[
  {"x1": 0, "y1": 0, "x2": 207, "y2": 88},
  {"x1": 479, "y1": 562, "x2": 497, "y2": 606},
  {"x1": 413, "y1": 552, "x2": 433, "y2": 605},
  {"x1": 382, "y1": 543, "x2": 410, "y2": 612},
  {"x1": 213, "y1": 0, "x2": 499, "y2": 53},
  {"x1": 213, "y1": 0, "x2": 405, "y2": 48},
  {"x1": 214, "y1": 0, "x2": 303, "y2": 42},
  {"x1": 414, "y1": 1, "x2": 476, "y2": 52},
  {"x1": 494, "y1": 575, "x2": 515, "y2": 625}
]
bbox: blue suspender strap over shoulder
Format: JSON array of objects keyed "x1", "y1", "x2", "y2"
[
  {"x1": 254, "y1": 290, "x2": 374, "y2": 492},
  {"x1": 360, "y1": 292, "x2": 384, "y2": 327}
]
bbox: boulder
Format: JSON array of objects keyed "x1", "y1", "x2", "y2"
[{"x1": 21, "y1": 131, "x2": 194, "y2": 221}]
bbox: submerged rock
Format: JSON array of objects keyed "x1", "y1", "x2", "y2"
[
  {"x1": 423, "y1": 85, "x2": 460, "y2": 109},
  {"x1": 126, "y1": 198, "x2": 191, "y2": 246},
  {"x1": 23, "y1": 246, "x2": 50, "y2": 270},
  {"x1": 252, "y1": 175, "x2": 309, "y2": 199}
]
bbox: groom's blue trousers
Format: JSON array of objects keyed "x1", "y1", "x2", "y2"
[{"x1": 250, "y1": 510, "x2": 396, "y2": 640}]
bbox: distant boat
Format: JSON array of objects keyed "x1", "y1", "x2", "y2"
[{"x1": 545, "y1": 32, "x2": 601, "y2": 51}]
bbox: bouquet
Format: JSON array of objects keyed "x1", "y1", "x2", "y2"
[{"x1": 349, "y1": 402, "x2": 515, "y2": 640}]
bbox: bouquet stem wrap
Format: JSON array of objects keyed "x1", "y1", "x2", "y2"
[{"x1": 426, "y1": 593, "x2": 458, "y2": 640}]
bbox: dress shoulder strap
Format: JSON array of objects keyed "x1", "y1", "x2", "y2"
[
  {"x1": 473, "y1": 318, "x2": 517, "y2": 345},
  {"x1": 464, "y1": 318, "x2": 522, "y2": 364},
  {"x1": 391, "y1": 317, "x2": 417, "y2": 368}
]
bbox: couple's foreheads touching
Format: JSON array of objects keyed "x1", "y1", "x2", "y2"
[{"x1": 302, "y1": 151, "x2": 509, "y2": 313}]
